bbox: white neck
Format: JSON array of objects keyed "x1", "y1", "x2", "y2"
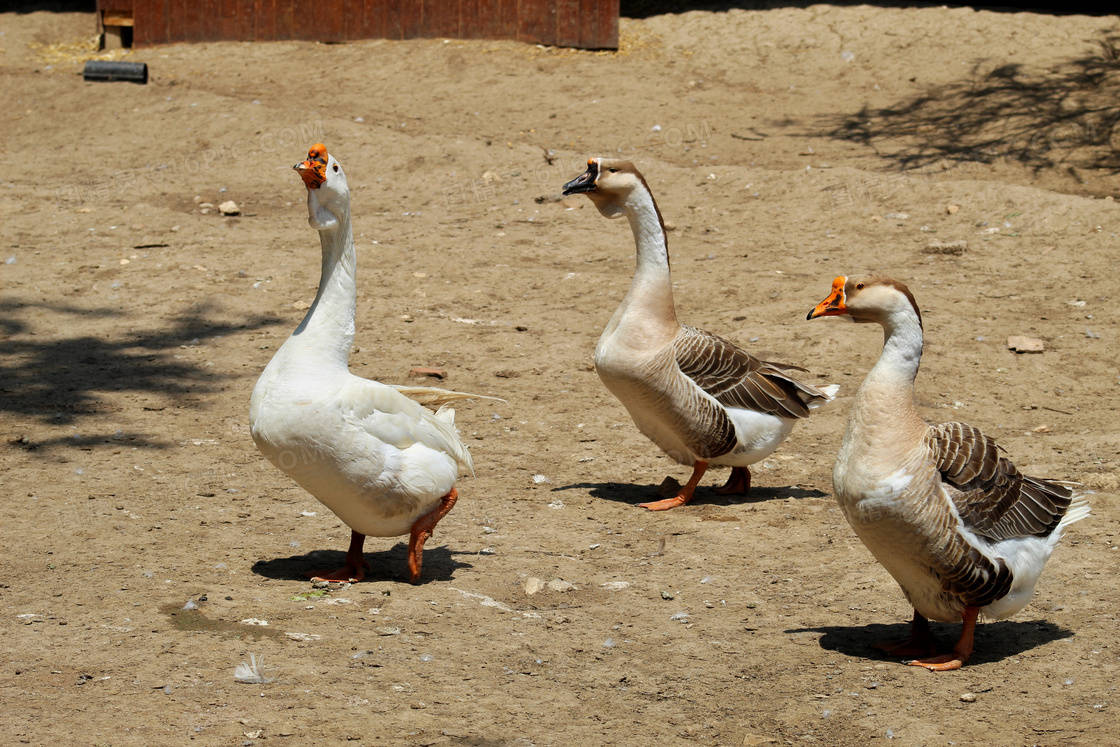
[
  {"x1": 609, "y1": 185, "x2": 677, "y2": 341},
  {"x1": 844, "y1": 305, "x2": 926, "y2": 459},
  {"x1": 283, "y1": 213, "x2": 356, "y2": 369}
]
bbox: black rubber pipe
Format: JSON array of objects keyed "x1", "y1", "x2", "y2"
[{"x1": 83, "y1": 61, "x2": 148, "y2": 84}]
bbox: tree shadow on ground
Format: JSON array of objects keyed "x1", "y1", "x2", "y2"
[
  {"x1": 819, "y1": 32, "x2": 1120, "y2": 187},
  {"x1": 0, "y1": 298, "x2": 280, "y2": 448},
  {"x1": 552, "y1": 480, "x2": 826, "y2": 507},
  {"x1": 787, "y1": 618, "x2": 1073, "y2": 666},
  {"x1": 251, "y1": 544, "x2": 472, "y2": 585}
]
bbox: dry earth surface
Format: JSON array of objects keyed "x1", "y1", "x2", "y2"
[{"x1": 1, "y1": 5, "x2": 1118, "y2": 745}]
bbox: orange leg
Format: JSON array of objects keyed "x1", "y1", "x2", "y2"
[
  {"x1": 407, "y1": 487, "x2": 459, "y2": 584},
  {"x1": 908, "y1": 606, "x2": 980, "y2": 671},
  {"x1": 639, "y1": 461, "x2": 708, "y2": 511},
  {"x1": 713, "y1": 466, "x2": 752, "y2": 496},
  {"x1": 309, "y1": 530, "x2": 368, "y2": 583},
  {"x1": 875, "y1": 610, "x2": 938, "y2": 658}
]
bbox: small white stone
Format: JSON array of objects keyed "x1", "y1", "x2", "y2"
[{"x1": 218, "y1": 200, "x2": 240, "y2": 216}]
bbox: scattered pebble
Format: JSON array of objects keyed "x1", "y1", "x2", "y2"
[
  {"x1": 219, "y1": 200, "x2": 240, "y2": 216},
  {"x1": 532, "y1": 474, "x2": 551, "y2": 485},
  {"x1": 669, "y1": 611, "x2": 690, "y2": 622},
  {"x1": 523, "y1": 577, "x2": 545, "y2": 595},
  {"x1": 600, "y1": 581, "x2": 630, "y2": 591},
  {"x1": 959, "y1": 692, "x2": 977, "y2": 703},
  {"x1": 1007, "y1": 335, "x2": 1044, "y2": 353},
  {"x1": 546, "y1": 579, "x2": 575, "y2": 593},
  {"x1": 661, "y1": 590, "x2": 675, "y2": 600},
  {"x1": 240, "y1": 618, "x2": 269, "y2": 626},
  {"x1": 284, "y1": 632, "x2": 320, "y2": 642}
]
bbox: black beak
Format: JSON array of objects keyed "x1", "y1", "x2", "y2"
[{"x1": 562, "y1": 161, "x2": 599, "y2": 195}]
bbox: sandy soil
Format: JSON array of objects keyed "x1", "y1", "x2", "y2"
[{"x1": 1, "y1": 6, "x2": 1118, "y2": 745}]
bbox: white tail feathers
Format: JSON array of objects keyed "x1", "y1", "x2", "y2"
[
  {"x1": 807, "y1": 383, "x2": 840, "y2": 411},
  {"x1": 1058, "y1": 492, "x2": 1091, "y2": 532}
]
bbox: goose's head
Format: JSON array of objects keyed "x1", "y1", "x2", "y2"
[
  {"x1": 294, "y1": 143, "x2": 349, "y2": 231},
  {"x1": 562, "y1": 158, "x2": 646, "y2": 219},
  {"x1": 807, "y1": 276, "x2": 923, "y2": 328}
]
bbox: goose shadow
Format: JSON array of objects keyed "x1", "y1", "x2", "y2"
[
  {"x1": 251, "y1": 543, "x2": 474, "y2": 585},
  {"x1": 551, "y1": 480, "x2": 826, "y2": 507},
  {"x1": 786, "y1": 619, "x2": 1074, "y2": 666}
]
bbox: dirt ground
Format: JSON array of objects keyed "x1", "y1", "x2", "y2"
[{"x1": 1, "y1": 5, "x2": 1118, "y2": 745}]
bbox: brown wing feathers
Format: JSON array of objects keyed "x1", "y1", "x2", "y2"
[
  {"x1": 930, "y1": 422, "x2": 1074, "y2": 542},
  {"x1": 673, "y1": 325, "x2": 828, "y2": 420}
]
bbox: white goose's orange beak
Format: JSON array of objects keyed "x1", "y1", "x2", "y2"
[
  {"x1": 807, "y1": 276, "x2": 848, "y2": 320},
  {"x1": 294, "y1": 143, "x2": 328, "y2": 189}
]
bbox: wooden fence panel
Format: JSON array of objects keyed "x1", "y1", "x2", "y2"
[{"x1": 108, "y1": 0, "x2": 617, "y2": 49}]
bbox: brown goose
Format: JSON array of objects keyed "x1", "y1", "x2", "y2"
[
  {"x1": 562, "y1": 158, "x2": 836, "y2": 510},
  {"x1": 808, "y1": 276, "x2": 1089, "y2": 670}
]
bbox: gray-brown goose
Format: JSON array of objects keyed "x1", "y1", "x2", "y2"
[
  {"x1": 562, "y1": 158, "x2": 836, "y2": 510},
  {"x1": 808, "y1": 276, "x2": 1089, "y2": 670}
]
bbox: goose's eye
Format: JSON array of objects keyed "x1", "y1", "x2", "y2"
[
  {"x1": 855, "y1": 282, "x2": 865, "y2": 290},
  {"x1": 332, "y1": 164, "x2": 339, "y2": 172},
  {"x1": 607, "y1": 168, "x2": 618, "y2": 173}
]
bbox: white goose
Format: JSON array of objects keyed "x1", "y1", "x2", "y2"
[
  {"x1": 562, "y1": 158, "x2": 836, "y2": 510},
  {"x1": 808, "y1": 276, "x2": 1089, "y2": 670},
  {"x1": 250, "y1": 144, "x2": 483, "y2": 584}
]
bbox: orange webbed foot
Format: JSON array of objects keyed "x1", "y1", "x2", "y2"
[
  {"x1": 308, "y1": 565, "x2": 366, "y2": 584},
  {"x1": 907, "y1": 654, "x2": 966, "y2": 671},
  {"x1": 308, "y1": 530, "x2": 367, "y2": 583},
  {"x1": 638, "y1": 461, "x2": 708, "y2": 511},
  {"x1": 638, "y1": 494, "x2": 690, "y2": 511},
  {"x1": 904, "y1": 607, "x2": 978, "y2": 672},
  {"x1": 407, "y1": 488, "x2": 459, "y2": 584}
]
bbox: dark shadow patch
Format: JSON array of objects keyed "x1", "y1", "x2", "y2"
[
  {"x1": 551, "y1": 480, "x2": 825, "y2": 507},
  {"x1": 786, "y1": 618, "x2": 1074, "y2": 666},
  {"x1": 0, "y1": 298, "x2": 280, "y2": 448},
  {"x1": 251, "y1": 544, "x2": 473, "y2": 585},
  {"x1": 818, "y1": 31, "x2": 1120, "y2": 193}
]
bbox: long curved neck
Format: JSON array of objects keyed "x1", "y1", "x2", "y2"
[
  {"x1": 285, "y1": 213, "x2": 356, "y2": 369},
  {"x1": 610, "y1": 184, "x2": 678, "y2": 342},
  {"x1": 846, "y1": 308, "x2": 927, "y2": 458}
]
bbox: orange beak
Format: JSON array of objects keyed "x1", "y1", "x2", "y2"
[
  {"x1": 294, "y1": 143, "x2": 328, "y2": 189},
  {"x1": 807, "y1": 276, "x2": 848, "y2": 320}
]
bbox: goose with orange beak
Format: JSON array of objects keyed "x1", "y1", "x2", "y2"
[
  {"x1": 808, "y1": 275, "x2": 1089, "y2": 670},
  {"x1": 250, "y1": 144, "x2": 493, "y2": 584}
]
